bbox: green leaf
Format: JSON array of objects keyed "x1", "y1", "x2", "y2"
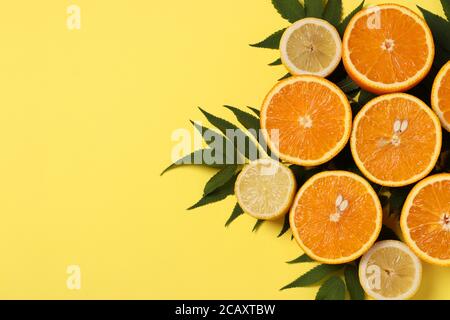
[
  {"x1": 289, "y1": 165, "x2": 305, "y2": 186},
  {"x1": 199, "y1": 107, "x2": 259, "y2": 161},
  {"x1": 434, "y1": 43, "x2": 450, "y2": 70},
  {"x1": 323, "y1": 0, "x2": 343, "y2": 26},
  {"x1": 223, "y1": 105, "x2": 260, "y2": 137},
  {"x1": 204, "y1": 165, "x2": 238, "y2": 195},
  {"x1": 316, "y1": 276, "x2": 346, "y2": 300},
  {"x1": 442, "y1": 0, "x2": 450, "y2": 21},
  {"x1": 253, "y1": 219, "x2": 264, "y2": 232},
  {"x1": 250, "y1": 29, "x2": 286, "y2": 49},
  {"x1": 389, "y1": 186, "x2": 412, "y2": 215},
  {"x1": 286, "y1": 254, "x2": 314, "y2": 264},
  {"x1": 418, "y1": 6, "x2": 450, "y2": 52},
  {"x1": 269, "y1": 58, "x2": 282, "y2": 66},
  {"x1": 191, "y1": 120, "x2": 238, "y2": 164},
  {"x1": 225, "y1": 203, "x2": 244, "y2": 227},
  {"x1": 279, "y1": 73, "x2": 292, "y2": 81},
  {"x1": 358, "y1": 89, "x2": 376, "y2": 106},
  {"x1": 338, "y1": 1, "x2": 365, "y2": 36},
  {"x1": 247, "y1": 106, "x2": 260, "y2": 117},
  {"x1": 278, "y1": 214, "x2": 291, "y2": 237},
  {"x1": 161, "y1": 149, "x2": 226, "y2": 175},
  {"x1": 191, "y1": 120, "x2": 227, "y2": 147},
  {"x1": 305, "y1": 0, "x2": 324, "y2": 18},
  {"x1": 378, "y1": 225, "x2": 400, "y2": 241},
  {"x1": 281, "y1": 264, "x2": 343, "y2": 290},
  {"x1": 344, "y1": 265, "x2": 365, "y2": 300},
  {"x1": 271, "y1": 0, "x2": 305, "y2": 23},
  {"x1": 188, "y1": 176, "x2": 237, "y2": 210},
  {"x1": 337, "y1": 76, "x2": 359, "y2": 93}
]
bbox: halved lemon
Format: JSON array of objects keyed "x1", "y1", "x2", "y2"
[
  {"x1": 359, "y1": 240, "x2": 422, "y2": 300},
  {"x1": 235, "y1": 159, "x2": 296, "y2": 220},
  {"x1": 431, "y1": 61, "x2": 450, "y2": 132},
  {"x1": 401, "y1": 174, "x2": 450, "y2": 266},
  {"x1": 280, "y1": 18, "x2": 342, "y2": 77}
]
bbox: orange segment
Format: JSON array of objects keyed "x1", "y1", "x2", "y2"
[
  {"x1": 343, "y1": 4, "x2": 434, "y2": 94},
  {"x1": 401, "y1": 174, "x2": 450, "y2": 266},
  {"x1": 260, "y1": 76, "x2": 352, "y2": 166},
  {"x1": 432, "y1": 61, "x2": 450, "y2": 132},
  {"x1": 290, "y1": 171, "x2": 382, "y2": 264},
  {"x1": 351, "y1": 93, "x2": 442, "y2": 187}
]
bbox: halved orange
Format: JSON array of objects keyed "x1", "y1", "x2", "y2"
[
  {"x1": 343, "y1": 4, "x2": 434, "y2": 94},
  {"x1": 260, "y1": 76, "x2": 352, "y2": 166},
  {"x1": 401, "y1": 174, "x2": 450, "y2": 266},
  {"x1": 351, "y1": 93, "x2": 442, "y2": 187},
  {"x1": 290, "y1": 171, "x2": 382, "y2": 264},
  {"x1": 431, "y1": 61, "x2": 450, "y2": 132}
]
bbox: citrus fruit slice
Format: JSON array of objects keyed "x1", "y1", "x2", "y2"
[
  {"x1": 401, "y1": 174, "x2": 450, "y2": 266},
  {"x1": 235, "y1": 159, "x2": 296, "y2": 220},
  {"x1": 290, "y1": 171, "x2": 382, "y2": 264},
  {"x1": 261, "y1": 76, "x2": 352, "y2": 166},
  {"x1": 351, "y1": 93, "x2": 442, "y2": 187},
  {"x1": 359, "y1": 240, "x2": 422, "y2": 300},
  {"x1": 280, "y1": 18, "x2": 342, "y2": 77},
  {"x1": 431, "y1": 61, "x2": 450, "y2": 132},
  {"x1": 343, "y1": 4, "x2": 434, "y2": 94}
]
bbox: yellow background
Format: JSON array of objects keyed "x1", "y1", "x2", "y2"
[{"x1": 0, "y1": 0, "x2": 448, "y2": 299}]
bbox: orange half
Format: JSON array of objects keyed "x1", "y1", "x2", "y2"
[
  {"x1": 431, "y1": 61, "x2": 450, "y2": 132},
  {"x1": 401, "y1": 174, "x2": 450, "y2": 266},
  {"x1": 290, "y1": 171, "x2": 382, "y2": 264},
  {"x1": 351, "y1": 93, "x2": 442, "y2": 187},
  {"x1": 343, "y1": 4, "x2": 434, "y2": 94},
  {"x1": 260, "y1": 76, "x2": 352, "y2": 166}
]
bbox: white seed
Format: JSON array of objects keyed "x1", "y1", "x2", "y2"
[
  {"x1": 401, "y1": 120, "x2": 409, "y2": 132},
  {"x1": 339, "y1": 200, "x2": 349, "y2": 212},
  {"x1": 393, "y1": 119, "x2": 401, "y2": 133},
  {"x1": 335, "y1": 194, "x2": 343, "y2": 207}
]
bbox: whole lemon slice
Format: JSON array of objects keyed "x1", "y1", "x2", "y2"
[
  {"x1": 235, "y1": 159, "x2": 296, "y2": 220},
  {"x1": 280, "y1": 18, "x2": 342, "y2": 77},
  {"x1": 359, "y1": 240, "x2": 422, "y2": 300}
]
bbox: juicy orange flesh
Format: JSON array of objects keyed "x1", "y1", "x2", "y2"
[
  {"x1": 437, "y1": 69, "x2": 450, "y2": 123},
  {"x1": 292, "y1": 175, "x2": 378, "y2": 259},
  {"x1": 347, "y1": 8, "x2": 429, "y2": 84},
  {"x1": 407, "y1": 180, "x2": 450, "y2": 260},
  {"x1": 355, "y1": 98, "x2": 437, "y2": 182},
  {"x1": 265, "y1": 81, "x2": 346, "y2": 161}
]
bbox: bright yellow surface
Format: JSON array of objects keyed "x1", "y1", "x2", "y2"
[{"x1": 0, "y1": 0, "x2": 448, "y2": 299}]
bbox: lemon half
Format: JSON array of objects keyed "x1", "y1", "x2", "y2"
[
  {"x1": 280, "y1": 18, "x2": 342, "y2": 77},
  {"x1": 235, "y1": 159, "x2": 296, "y2": 220},
  {"x1": 359, "y1": 240, "x2": 422, "y2": 300}
]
